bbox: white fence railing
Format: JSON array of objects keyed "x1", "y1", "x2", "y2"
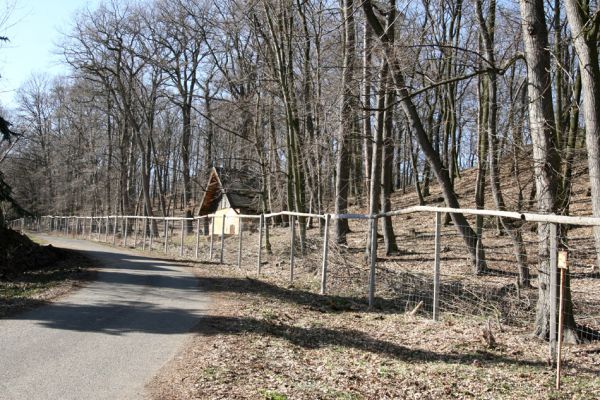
[{"x1": 8, "y1": 206, "x2": 600, "y2": 360}]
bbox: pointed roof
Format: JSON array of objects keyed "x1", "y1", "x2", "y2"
[{"x1": 198, "y1": 167, "x2": 263, "y2": 215}]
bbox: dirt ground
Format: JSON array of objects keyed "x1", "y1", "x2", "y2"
[
  {"x1": 146, "y1": 261, "x2": 599, "y2": 400},
  {"x1": 30, "y1": 152, "x2": 600, "y2": 398}
]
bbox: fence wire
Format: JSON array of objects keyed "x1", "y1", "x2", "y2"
[{"x1": 10, "y1": 208, "x2": 600, "y2": 376}]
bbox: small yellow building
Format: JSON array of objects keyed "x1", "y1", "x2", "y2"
[{"x1": 198, "y1": 168, "x2": 263, "y2": 235}]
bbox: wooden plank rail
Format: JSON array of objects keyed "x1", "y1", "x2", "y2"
[
  {"x1": 37, "y1": 206, "x2": 600, "y2": 226},
  {"x1": 13, "y1": 203, "x2": 600, "y2": 349}
]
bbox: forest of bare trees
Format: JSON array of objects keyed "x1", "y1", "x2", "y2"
[{"x1": 2, "y1": 0, "x2": 600, "y2": 342}]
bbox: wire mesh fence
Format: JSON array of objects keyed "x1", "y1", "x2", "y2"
[{"x1": 9, "y1": 206, "x2": 600, "y2": 374}]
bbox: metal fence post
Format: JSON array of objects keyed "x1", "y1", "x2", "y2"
[
  {"x1": 220, "y1": 215, "x2": 226, "y2": 264},
  {"x1": 433, "y1": 212, "x2": 442, "y2": 321},
  {"x1": 149, "y1": 218, "x2": 154, "y2": 250},
  {"x1": 237, "y1": 217, "x2": 243, "y2": 268},
  {"x1": 113, "y1": 216, "x2": 117, "y2": 246},
  {"x1": 290, "y1": 215, "x2": 296, "y2": 282},
  {"x1": 164, "y1": 218, "x2": 168, "y2": 254},
  {"x1": 209, "y1": 216, "x2": 214, "y2": 260},
  {"x1": 195, "y1": 218, "x2": 201, "y2": 259},
  {"x1": 549, "y1": 222, "x2": 558, "y2": 362},
  {"x1": 105, "y1": 216, "x2": 109, "y2": 242},
  {"x1": 368, "y1": 215, "x2": 378, "y2": 309},
  {"x1": 124, "y1": 217, "x2": 129, "y2": 247},
  {"x1": 180, "y1": 218, "x2": 185, "y2": 257},
  {"x1": 142, "y1": 217, "x2": 147, "y2": 250},
  {"x1": 257, "y1": 214, "x2": 264, "y2": 274},
  {"x1": 320, "y1": 214, "x2": 330, "y2": 295},
  {"x1": 133, "y1": 217, "x2": 139, "y2": 248}
]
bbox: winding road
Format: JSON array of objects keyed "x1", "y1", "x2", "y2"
[{"x1": 0, "y1": 235, "x2": 208, "y2": 400}]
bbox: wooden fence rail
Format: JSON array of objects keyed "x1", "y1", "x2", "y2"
[{"x1": 8, "y1": 205, "x2": 600, "y2": 365}]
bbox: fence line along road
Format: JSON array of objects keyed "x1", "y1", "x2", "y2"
[{"x1": 9, "y1": 205, "x2": 599, "y2": 362}]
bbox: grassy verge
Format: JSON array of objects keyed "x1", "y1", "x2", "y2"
[{"x1": 148, "y1": 265, "x2": 600, "y2": 400}]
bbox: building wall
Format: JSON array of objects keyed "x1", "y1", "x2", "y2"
[{"x1": 210, "y1": 208, "x2": 239, "y2": 235}]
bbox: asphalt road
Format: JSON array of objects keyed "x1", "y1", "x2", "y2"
[{"x1": 0, "y1": 235, "x2": 208, "y2": 400}]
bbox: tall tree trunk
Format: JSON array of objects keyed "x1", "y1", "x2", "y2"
[
  {"x1": 475, "y1": 64, "x2": 489, "y2": 271},
  {"x1": 363, "y1": 23, "x2": 373, "y2": 204},
  {"x1": 366, "y1": 59, "x2": 387, "y2": 259},
  {"x1": 334, "y1": 0, "x2": 356, "y2": 244},
  {"x1": 181, "y1": 104, "x2": 193, "y2": 233},
  {"x1": 408, "y1": 129, "x2": 425, "y2": 205},
  {"x1": 519, "y1": 0, "x2": 578, "y2": 342},
  {"x1": 362, "y1": 0, "x2": 487, "y2": 272},
  {"x1": 559, "y1": 69, "x2": 582, "y2": 215},
  {"x1": 477, "y1": 0, "x2": 529, "y2": 287},
  {"x1": 380, "y1": 0, "x2": 399, "y2": 255},
  {"x1": 564, "y1": 0, "x2": 600, "y2": 272}
]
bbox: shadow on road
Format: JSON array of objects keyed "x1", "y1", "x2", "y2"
[
  {"x1": 4, "y1": 246, "x2": 207, "y2": 335},
  {"x1": 9, "y1": 301, "x2": 206, "y2": 335}
]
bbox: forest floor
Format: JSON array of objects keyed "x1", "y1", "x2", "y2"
[
  {"x1": 144, "y1": 153, "x2": 600, "y2": 399},
  {"x1": 146, "y1": 260, "x2": 600, "y2": 400},
  {"x1": 0, "y1": 229, "x2": 96, "y2": 318},
  {"x1": 21, "y1": 150, "x2": 599, "y2": 398}
]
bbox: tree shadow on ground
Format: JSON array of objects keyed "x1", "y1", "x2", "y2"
[
  {"x1": 193, "y1": 274, "x2": 531, "y2": 319},
  {"x1": 194, "y1": 314, "x2": 595, "y2": 373},
  {"x1": 7, "y1": 301, "x2": 207, "y2": 335},
  {"x1": 192, "y1": 275, "x2": 599, "y2": 374}
]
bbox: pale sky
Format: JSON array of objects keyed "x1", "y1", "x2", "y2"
[{"x1": 0, "y1": 0, "x2": 102, "y2": 109}]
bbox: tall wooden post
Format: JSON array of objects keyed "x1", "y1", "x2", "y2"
[
  {"x1": 550, "y1": 223, "x2": 558, "y2": 361},
  {"x1": 556, "y1": 250, "x2": 569, "y2": 390}
]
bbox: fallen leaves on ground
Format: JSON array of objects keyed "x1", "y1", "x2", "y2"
[{"x1": 147, "y1": 265, "x2": 600, "y2": 400}]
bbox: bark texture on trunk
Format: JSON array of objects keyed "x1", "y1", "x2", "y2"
[
  {"x1": 334, "y1": 0, "x2": 356, "y2": 244},
  {"x1": 519, "y1": 0, "x2": 578, "y2": 342},
  {"x1": 362, "y1": 0, "x2": 486, "y2": 271},
  {"x1": 564, "y1": 0, "x2": 600, "y2": 272}
]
